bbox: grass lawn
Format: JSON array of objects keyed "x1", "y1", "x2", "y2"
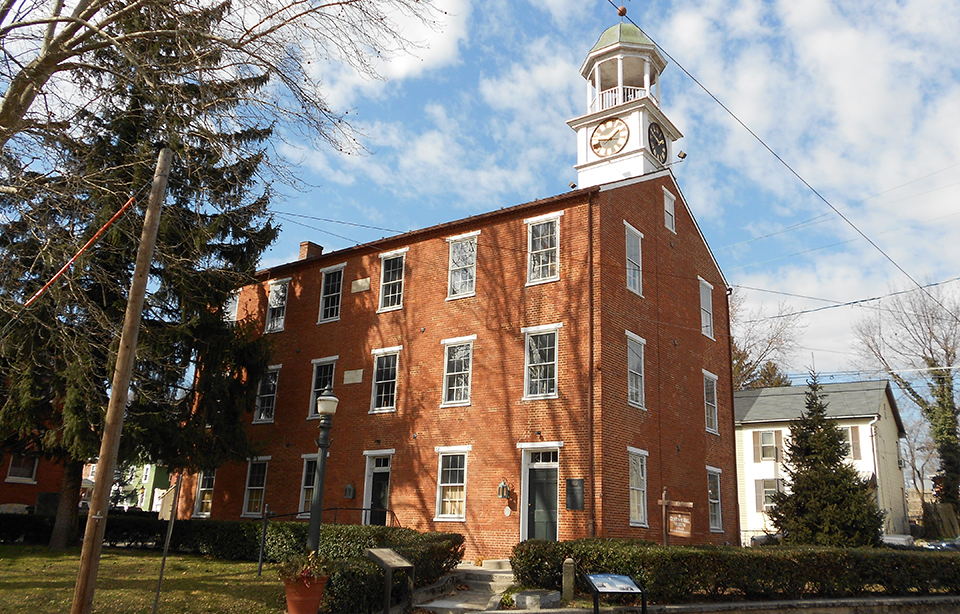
[{"x1": 0, "y1": 545, "x2": 285, "y2": 613}]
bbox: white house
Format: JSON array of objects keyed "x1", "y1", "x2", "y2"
[{"x1": 734, "y1": 380, "x2": 908, "y2": 545}]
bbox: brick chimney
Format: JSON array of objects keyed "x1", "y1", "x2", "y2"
[{"x1": 299, "y1": 241, "x2": 323, "y2": 260}]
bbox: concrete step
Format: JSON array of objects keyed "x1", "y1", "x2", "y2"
[
  {"x1": 480, "y1": 559, "x2": 512, "y2": 571},
  {"x1": 417, "y1": 562, "x2": 515, "y2": 614}
]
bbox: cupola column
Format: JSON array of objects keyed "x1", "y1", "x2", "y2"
[
  {"x1": 644, "y1": 60, "x2": 651, "y2": 97},
  {"x1": 617, "y1": 55, "x2": 624, "y2": 107},
  {"x1": 586, "y1": 68, "x2": 593, "y2": 110}
]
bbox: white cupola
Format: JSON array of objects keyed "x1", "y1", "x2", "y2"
[{"x1": 567, "y1": 22, "x2": 683, "y2": 188}]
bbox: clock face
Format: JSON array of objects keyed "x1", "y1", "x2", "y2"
[
  {"x1": 648, "y1": 122, "x2": 668, "y2": 164},
  {"x1": 591, "y1": 118, "x2": 629, "y2": 157}
]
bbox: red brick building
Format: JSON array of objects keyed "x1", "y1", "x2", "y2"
[
  {"x1": 0, "y1": 453, "x2": 65, "y2": 513},
  {"x1": 178, "y1": 22, "x2": 739, "y2": 558}
]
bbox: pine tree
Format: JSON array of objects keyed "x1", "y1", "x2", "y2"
[
  {"x1": 768, "y1": 373, "x2": 884, "y2": 547},
  {"x1": 0, "y1": 2, "x2": 276, "y2": 549}
]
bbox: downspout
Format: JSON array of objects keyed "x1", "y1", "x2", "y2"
[
  {"x1": 868, "y1": 415, "x2": 881, "y2": 530},
  {"x1": 588, "y1": 190, "x2": 597, "y2": 538}
]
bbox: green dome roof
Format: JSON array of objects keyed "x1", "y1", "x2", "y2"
[{"x1": 590, "y1": 23, "x2": 653, "y2": 52}]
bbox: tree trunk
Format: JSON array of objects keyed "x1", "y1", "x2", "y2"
[{"x1": 49, "y1": 458, "x2": 83, "y2": 551}]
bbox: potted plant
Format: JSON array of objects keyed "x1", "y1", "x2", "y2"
[{"x1": 277, "y1": 550, "x2": 333, "y2": 614}]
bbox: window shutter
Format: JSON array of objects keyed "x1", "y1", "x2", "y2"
[
  {"x1": 753, "y1": 432, "x2": 761, "y2": 463},
  {"x1": 755, "y1": 480, "x2": 764, "y2": 513},
  {"x1": 775, "y1": 430, "x2": 783, "y2": 461},
  {"x1": 850, "y1": 425, "x2": 861, "y2": 460}
]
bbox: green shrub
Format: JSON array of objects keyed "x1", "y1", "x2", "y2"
[
  {"x1": 0, "y1": 514, "x2": 53, "y2": 544},
  {"x1": 511, "y1": 538, "x2": 960, "y2": 603}
]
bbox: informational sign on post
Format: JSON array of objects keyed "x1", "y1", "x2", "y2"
[
  {"x1": 668, "y1": 510, "x2": 692, "y2": 537},
  {"x1": 586, "y1": 574, "x2": 642, "y2": 593}
]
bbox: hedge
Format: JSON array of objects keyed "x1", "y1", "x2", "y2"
[{"x1": 511, "y1": 538, "x2": 960, "y2": 603}]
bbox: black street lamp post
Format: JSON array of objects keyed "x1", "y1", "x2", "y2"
[{"x1": 307, "y1": 385, "x2": 338, "y2": 553}]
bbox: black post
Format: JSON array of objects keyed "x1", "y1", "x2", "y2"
[{"x1": 307, "y1": 413, "x2": 333, "y2": 552}]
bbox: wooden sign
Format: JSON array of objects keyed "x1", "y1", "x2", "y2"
[{"x1": 668, "y1": 511, "x2": 692, "y2": 538}]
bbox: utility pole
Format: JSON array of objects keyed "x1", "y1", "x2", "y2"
[{"x1": 71, "y1": 148, "x2": 173, "y2": 614}]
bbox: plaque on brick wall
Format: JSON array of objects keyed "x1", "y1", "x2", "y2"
[
  {"x1": 351, "y1": 277, "x2": 371, "y2": 293},
  {"x1": 566, "y1": 479, "x2": 584, "y2": 510}
]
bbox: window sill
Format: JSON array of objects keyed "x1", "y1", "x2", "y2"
[
  {"x1": 240, "y1": 512, "x2": 263, "y2": 519},
  {"x1": 706, "y1": 427, "x2": 720, "y2": 436},
  {"x1": 377, "y1": 305, "x2": 403, "y2": 314},
  {"x1": 369, "y1": 408, "x2": 398, "y2": 415},
  {"x1": 523, "y1": 394, "x2": 558, "y2": 402},
  {"x1": 252, "y1": 419, "x2": 274, "y2": 425},
  {"x1": 193, "y1": 513, "x2": 210, "y2": 519},
  {"x1": 702, "y1": 333, "x2": 715, "y2": 341},
  {"x1": 628, "y1": 401, "x2": 646, "y2": 410},
  {"x1": 627, "y1": 288, "x2": 644, "y2": 298},
  {"x1": 317, "y1": 317, "x2": 340, "y2": 325},
  {"x1": 4, "y1": 477, "x2": 37, "y2": 485},
  {"x1": 433, "y1": 516, "x2": 466, "y2": 523},
  {"x1": 446, "y1": 292, "x2": 476, "y2": 301},
  {"x1": 525, "y1": 277, "x2": 559, "y2": 287},
  {"x1": 264, "y1": 327, "x2": 285, "y2": 334},
  {"x1": 629, "y1": 520, "x2": 648, "y2": 528},
  {"x1": 440, "y1": 401, "x2": 471, "y2": 409},
  {"x1": 710, "y1": 528, "x2": 724, "y2": 533}
]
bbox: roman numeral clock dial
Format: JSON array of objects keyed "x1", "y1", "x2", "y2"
[
  {"x1": 648, "y1": 122, "x2": 668, "y2": 164},
  {"x1": 590, "y1": 118, "x2": 629, "y2": 157}
]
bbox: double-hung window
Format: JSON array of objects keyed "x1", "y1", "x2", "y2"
[
  {"x1": 309, "y1": 357, "x2": 337, "y2": 418},
  {"x1": 242, "y1": 458, "x2": 269, "y2": 517},
  {"x1": 523, "y1": 323, "x2": 562, "y2": 399},
  {"x1": 318, "y1": 264, "x2": 345, "y2": 323},
  {"x1": 6, "y1": 454, "x2": 38, "y2": 483},
  {"x1": 435, "y1": 446, "x2": 469, "y2": 521},
  {"x1": 628, "y1": 447, "x2": 648, "y2": 526},
  {"x1": 664, "y1": 188, "x2": 676, "y2": 233},
  {"x1": 525, "y1": 212, "x2": 562, "y2": 284},
  {"x1": 757, "y1": 479, "x2": 782, "y2": 513},
  {"x1": 447, "y1": 232, "x2": 478, "y2": 298},
  {"x1": 254, "y1": 366, "x2": 280, "y2": 423},
  {"x1": 378, "y1": 249, "x2": 407, "y2": 311},
  {"x1": 194, "y1": 470, "x2": 215, "y2": 517},
  {"x1": 840, "y1": 426, "x2": 862, "y2": 460},
  {"x1": 699, "y1": 278, "x2": 714, "y2": 338},
  {"x1": 371, "y1": 346, "x2": 401, "y2": 412},
  {"x1": 299, "y1": 457, "x2": 317, "y2": 515},
  {"x1": 265, "y1": 279, "x2": 290, "y2": 333},
  {"x1": 441, "y1": 336, "x2": 475, "y2": 406},
  {"x1": 624, "y1": 221, "x2": 642, "y2": 295},
  {"x1": 755, "y1": 430, "x2": 780, "y2": 461},
  {"x1": 707, "y1": 467, "x2": 722, "y2": 532},
  {"x1": 704, "y1": 370, "x2": 718, "y2": 434},
  {"x1": 626, "y1": 332, "x2": 645, "y2": 409},
  {"x1": 223, "y1": 291, "x2": 239, "y2": 325}
]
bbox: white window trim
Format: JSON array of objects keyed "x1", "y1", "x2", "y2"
[
  {"x1": 663, "y1": 188, "x2": 677, "y2": 234},
  {"x1": 370, "y1": 347, "x2": 402, "y2": 413},
  {"x1": 703, "y1": 369, "x2": 719, "y2": 435},
  {"x1": 193, "y1": 469, "x2": 215, "y2": 518},
  {"x1": 628, "y1": 446, "x2": 649, "y2": 528},
  {"x1": 525, "y1": 211, "x2": 564, "y2": 286},
  {"x1": 241, "y1": 457, "x2": 270, "y2": 518},
  {"x1": 308, "y1": 356, "x2": 339, "y2": 420},
  {"x1": 522, "y1": 323, "x2": 563, "y2": 401},
  {"x1": 446, "y1": 231, "x2": 480, "y2": 300},
  {"x1": 626, "y1": 331, "x2": 646, "y2": 410},
  {"x1": 440, "y1": 336, "x2": 477, "y2": 408},
  {"x1": 253, "y1": 365, "x2": 281, "y2": 424},
  {"x1": 298, "y1": 455, "x2": 320, "y2": 518},
  {"x1": 223, "y1": 290, "x2": 240, "y2": 324},
  {"x1": 624, "y1": 220, "x2": 643, "y2": 297},
  {"x1": 377, "y1": 249, "x2": 408, "y2": 313},
  {"x1": 364, "y1": 448, "x2": 397, "y2": 457},
  {"x1": 517, "y1": 441, "x2": 564, "y2": 450},
  {"x1": 434, "y1": 445, "x2": 471, "y2": 522},
  {"x1": 317, "y1": 263, "x2": 346, "y2": 324},
  {"x1": 5, "y1": 455, "x2": 38, "y2": 484},
  {"x1": 707, "y1": 465, "x2": 723, "y2": 532},
  {"x1": 699, "y1": 276, "x2": 715, "y2": 340},
  {"x1": 265, "y1": 278, "x2": 291, "y2": 334}
]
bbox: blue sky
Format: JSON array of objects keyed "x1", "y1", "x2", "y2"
[{"x1": 264, "y1": 0, "x2": 960, "y2": 383}]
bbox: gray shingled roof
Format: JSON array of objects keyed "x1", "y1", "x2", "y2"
[{"x1": 734, "y1": 380, "x2": 905, "y2": 435}]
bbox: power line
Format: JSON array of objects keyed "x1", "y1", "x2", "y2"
[{"x1": 606, "y1": 0, "x2": 960, "y2": 325}]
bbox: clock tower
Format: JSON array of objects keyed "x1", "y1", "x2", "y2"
[{"x1": 567, "y1": 21, "x2": 682, "y2": 188}]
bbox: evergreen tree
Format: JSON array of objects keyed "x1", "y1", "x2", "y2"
[
  {"x1": 0, "y1": 2, "x2": 276, "y2": 549},
  {"x1": 769, "y1": 373, "x2": 884, "y2": 547}
]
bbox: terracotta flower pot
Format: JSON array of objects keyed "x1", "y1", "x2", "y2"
[{"x1": 283, "y1": 575, "x2": 329, "y2": 614}]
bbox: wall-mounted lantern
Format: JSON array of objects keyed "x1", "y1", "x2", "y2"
[{"x1": 497, "y1": 479, "x2": 510, "y2": 499}]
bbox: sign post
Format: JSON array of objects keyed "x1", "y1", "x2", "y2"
[{"x1": 657, "y1": 487, "x2": 694, "y2": 546}]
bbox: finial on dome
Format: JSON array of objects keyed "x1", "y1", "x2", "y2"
[{"x1": 617, "y1": 5, "x2": 627, "y2": 17}]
